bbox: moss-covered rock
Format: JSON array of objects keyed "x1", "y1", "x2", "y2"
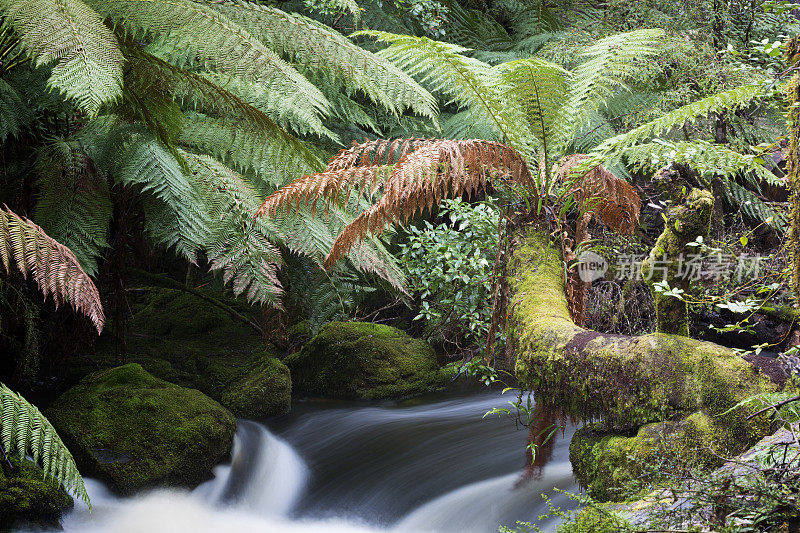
[
  {"x1": 0, "y1": 456, "x2": 73, "y2": 530},
  {"x1": 221, "y1": 354, "x2": 291, "y2": 418},
  {"x1": 285, "y1": 321, "x2": 446, "y2": 399},
  {"x1": 46, "y1": 364, "x2": 236, "y2": 495},
  {"x1": 569, "y1": 411, "x2": 770, "y2": 501},
  {"x1": 71, "y1": 287, "x2": 291, "y2": 418}
]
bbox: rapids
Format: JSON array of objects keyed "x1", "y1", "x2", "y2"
[{"x1": 42, "y1": 391, "x2": 579, "y2": 533}]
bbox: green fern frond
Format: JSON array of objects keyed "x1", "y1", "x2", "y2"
[
  {"x1": 0, "y1": 207, "x2": 105, "y2": 331},
  {"x1": 87, "y1": 120, "x2": 210, "y2": 261},
  {"x1": 0, "y1": 383, "x2": 91, "y2": 509},
  {"x1": 0, "y1": 0, "x2": 124, "y2": 115},
  {"x1": 179, "y1": 113, "x2": 324, "y2": 188},
  {"x1": 441, "y1": 1, "x2": 513, "y2": 53},
  {"x1": 593, "y1": 83, "x2": 770, "y2": 158},
  {"x1": 87, "y1": 0, "x2": 329, "y2": 120},
  {"x1": 0, "y1": 77, "x2": 32, "y2": 141},
  {"x1": 180, "y1": 150, "x2": 283, "y2": 305},
  {"x1": 491, "y1": 58, "x2": 570, "y2": 157},
  {"x1": 354, "y1": 30, "x2": 527, "y2": 149},
  {"x1": 560, "y1": 29, "x2": 663, "y2": 149},
  {"x1": 34, "y1": 138, "x2": 112, "y2": 277},
  {"x1": 209, "y1": 2, "x2": 436, "y2": 121},
  {"x1": 725, "y1": 180, "x2": 787, "y2": 230}
]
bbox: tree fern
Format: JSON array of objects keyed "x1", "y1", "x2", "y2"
[
  {"x1": 87, "y1": 0, "x2": 329, "y2": 122},
  {"x1": 0, "y1": 77, "x2": 31, "y2": 141},
  {"x1": 354, "y1": 31, "x2": 528, "y2": 148},
  {"x1": 0, "y1": 383, "x2": 90, "y2": 509},
  {"x1": 34, "y1": 138, "x2": 112, "y2": 277},
  {"x1": 208, "y1": 2, "x2": 436, "y2": 121},
  {"x1": 0, "y1": 0, "x2": 124, "y2": 115},
  {"x1": 0, "y1": 207, "x2": 105, "y2": 332}
]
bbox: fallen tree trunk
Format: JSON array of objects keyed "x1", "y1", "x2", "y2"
[{"x1": 508, "y1": 226, "x2": 779, "y2": 429}]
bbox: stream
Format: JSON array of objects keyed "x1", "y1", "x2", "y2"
[{"x1": 48, "y1": 390, "x2": 579, "y2": 533}]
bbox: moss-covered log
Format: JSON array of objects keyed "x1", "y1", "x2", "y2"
[{"x1": 510, "y1": 226, "x2": 777, "y2": 429}]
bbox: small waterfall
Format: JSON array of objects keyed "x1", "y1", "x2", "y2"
[{"x1": 194, "y1": 420, "x2": 308, "y2": 515}]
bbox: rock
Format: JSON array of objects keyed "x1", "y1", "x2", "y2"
[
  {"x1": 70, "y1": 287, "x2": 291, "y2": 418},
  {"x1": 285, "y1": 321, "x2": 446, "y2": 400},
  {"x1": 0, "y1": 456, "x2": 73, "y2": 530},
  {"x1": 221, "y1": 354, "x2": 291, "y2": 418},
  {"x1": 568, "y1": 411, "x2": 767, "y2": 502},
  {"x1": 46, "y1": 364, "x2": 236, "y2": 495}
]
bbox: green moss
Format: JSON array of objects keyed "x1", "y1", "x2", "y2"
[
  {"x1": 221, "y1": 353, "x2": 291, "y2": 418},
  {"x1": 70, "y1": 287, "x2": 291, "y2": 417},
  {"x1": 640, "y1": 188, "x2": 714, "y2": 336},
  {"x1": 285, "y1": 321, "x2": 446, "y2": 400},
  {"x1": 569, "y1": 411, "x2": 770, "y2": 502},
  {"x1": 0, "y1": 456, "x2": 73, "y2": 530},
  {"x1": 509, "y1": 227, "x2": 777, "y2": 428},
  {"x1": 557, "y1": 506, "x2": 631, "y2": 533},
  {"x1": 46, "y1": 364, "x2": 236, "y2": 495}
]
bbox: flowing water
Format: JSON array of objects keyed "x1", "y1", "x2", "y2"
[{"x1": 48, "y1": 390, "x2": 579, "y2": 533}]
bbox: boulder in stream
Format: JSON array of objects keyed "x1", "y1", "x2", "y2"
[
  {"x1": 46, "y1": 363, "x2": 236, "y2": 495},
  {"x1": 0, "y1": 456, "x2": 74, "y2": 530},
  {"x1": 285, "y1": 321, "x2": 446, "y2": 399}
]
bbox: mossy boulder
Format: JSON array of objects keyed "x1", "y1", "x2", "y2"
[
  {"x1": 569, "y1": 411, "x2": 770, "y2": 502},
  {"x1": 46, "y1": 364, "x2": 236, "y2": 495},
  {"x1": 285, "y1": 321, "x2": 446, "y2": 399},
  {"x1": 72, "y1": 287, "x2": 291, "y2": 418},
  {"x1": 0, "y1": 456, "x2": 73, "y2": 530}
]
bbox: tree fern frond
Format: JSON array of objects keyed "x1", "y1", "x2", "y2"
[
  {"x1": 88, "y1": 120, "x2": 210, "y2": 261},
  {"x1": 0, "y1": 207, "x2": 105, "y2": 332},
  {"x1": 560, "y1": 29, "x2": 663, "y2": 149},
  {"x1": 34, "y1": 138, "x2": 112, "y2": 277},
  {"x1": 441, "y1": 0, "x2": 514, "y2": 52},
  {"x1": 179, "y1": 113, "x2": 324, "y2": 188},
  {"x1": 592, "y1": 83, "x2": 770, "y2": 158},
  {"x1": 0, "y1": 384, "x2": 91, "y2": 509},
  {"x1": 491, "y1": 58, "x2": 570, "y2": 157},
  {"x1": 0, "y1": 0, "x2": 124, "y2": 115},
  {"x1": 180, "y1": 150, "x2": 283, "y2": 305},
  {"x1": 257, "y1": 138, "x2": 534, "y2": 268},
  {"x1": 208, "y1": 2, "x2": 436, "y2": 120},
  {"x1": 557, "y1": 154, "x2": 641, "y2": 235},
  {"x1": 725, "y1": 180, "x2": 787, "y2": 230},
  {"x1": 0, "y1": 77, "x2": 32, "y2": 141},
  {"x1": 353, "y1": 31, "x2": 528, "y2": 149},
  {"x1": 622, "y1": 139, "x2": 784, "y2": 188},
  {"x1": 87, "y1": 0, "x2": 329, "y2": 119}
]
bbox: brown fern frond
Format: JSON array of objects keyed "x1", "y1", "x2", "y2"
[
  {"x1": 255, "y1": 166, "x2": 393, "y2": 219},
  {"x1": 325, "y1": 139, "x2": 534, "y2": 268},
  {"x1": 0, "y1": 207, "x2": 105, "y2": 333},
  {"x1": 256, "y1": 138, "x2": 534, "y2": 270},
  {"x1": 558, "y1": 154, "x2": 641, "y2": 235},
  {"x1": 326, "y1": 138, "x2": 432, "y2": 171}
]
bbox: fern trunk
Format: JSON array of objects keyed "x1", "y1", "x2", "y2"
[{"x1": 786, "y1": 37, "x2": 800, "y2": 309}]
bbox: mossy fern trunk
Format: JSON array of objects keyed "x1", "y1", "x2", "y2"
[
  {"x1": 786, "y1": 37, "x2": 800, "y2": 307},
  {"x1": 640, "y1": 188, "x2": 714, "y2": 336}
]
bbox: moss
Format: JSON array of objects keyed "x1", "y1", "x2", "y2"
[
  {"x1": 569, "y1": 411, "x2": 770, "y2": 502},
  {"x1": 509, "y1": 227, "x2": 777, "y2": 429},
  {"x1": 640, "y1": 188, "x2": 714, "y2": 336},
  {"x1": 70, "y1": 287, "x2": 291, "y2": 417},
  {"x1": 557, "y1": 506, "x2": 631, "y2": 533},
  {"x1": 46, "y1": 364, "x2": 236, "y2": 495},
  {"x1": 0, "y1": 456, "x2": 73, "y2": 530},
  {"x1": 285, "y1": 321, "x2": 446, "y2": 400},
  {"x1": 221, "y1": 353, "x2": 291, "y2": 418}
]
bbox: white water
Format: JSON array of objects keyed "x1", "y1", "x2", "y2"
[{"x1": 44, "y1": 392, "x2": 578, "y2": 533}]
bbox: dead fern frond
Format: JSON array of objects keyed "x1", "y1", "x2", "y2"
[
  {"x1": 0, "y1": 207, "x2": 105, "y2": 333},
  {"x1": 558, "y1": 154, "x2": 641, "y2": 235},
  {"x1": 256, "y1": 138, "x2": 534, "y2": 269}
]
